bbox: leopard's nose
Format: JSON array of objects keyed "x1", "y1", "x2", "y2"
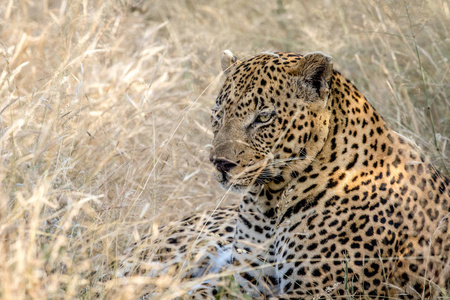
[{"x1": 210, "y1": 157, "x2": 237, "y2": 173}]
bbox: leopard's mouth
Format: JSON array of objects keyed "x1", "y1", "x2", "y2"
[{"x1": 214, "y1": 162, "x2": 275, "y2": 192}]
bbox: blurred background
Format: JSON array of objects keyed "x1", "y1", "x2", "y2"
[{"x1": 0, "y1": 0, "x2": 448, "y2": 298}]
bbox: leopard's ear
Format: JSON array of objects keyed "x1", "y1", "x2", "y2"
[
  {"x1": 221, "y1": 50, "x2": 241, "y2": 75},
  {"x1": 288, "y1": 52, "x2": 333, "y2": 98}
]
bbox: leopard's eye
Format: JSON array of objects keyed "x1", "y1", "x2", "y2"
[
  {"x1": 255, "y1": 111, "x2": 275, "y2": 124},
  {"x1": 256, "y1": 114, "x2": 271, "y2": 123}
]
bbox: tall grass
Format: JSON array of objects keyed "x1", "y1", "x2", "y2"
[{"x1": 0, "y1": 0, "x2": 448, "y2": 298}]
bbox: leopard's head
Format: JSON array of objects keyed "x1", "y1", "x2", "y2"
[{"x1": 210, "y1": 51, "x2": 333, "y2": 192}]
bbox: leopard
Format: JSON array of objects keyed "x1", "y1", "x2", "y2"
[
  {"x1": 120, "y1": 50, "x2": 450, "y2": 299},
  {"x1": 115, "y1": 207, "x2": 238, "y2": 299}
]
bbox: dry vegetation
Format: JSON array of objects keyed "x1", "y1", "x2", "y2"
[{"x1": 0, "y1": 0, "x2": 449, "y2": 299}]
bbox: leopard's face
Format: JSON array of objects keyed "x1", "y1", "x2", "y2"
[{"x1": 210, "y1": 51, "x2": 334, "y2": 192}]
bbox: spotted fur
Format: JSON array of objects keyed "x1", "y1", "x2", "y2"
[{"x1": 123, "y1": 51, "x2": 450, "y2": 299}]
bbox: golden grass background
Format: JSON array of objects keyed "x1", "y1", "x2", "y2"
[{"x1": 0, "y1": 0, "x2": 448, "y2": 298}]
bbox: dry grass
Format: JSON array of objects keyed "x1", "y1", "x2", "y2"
[{"x1": 0, "y1": 0, "x2": 448, "y2": 299}]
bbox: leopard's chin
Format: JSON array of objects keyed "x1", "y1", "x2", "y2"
[
  {"x1": 221, "y1": 183, "x2": 247, "y2": 193},
  {"x1": 222, "y1": 182, "x2": 265, "y2": 195},
  {"x1": 216, "y1": 176, "x2": 249, "y2": 193},
  {"x1": 215, "y1": 174, "x2": 263, "y2": 194}
]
